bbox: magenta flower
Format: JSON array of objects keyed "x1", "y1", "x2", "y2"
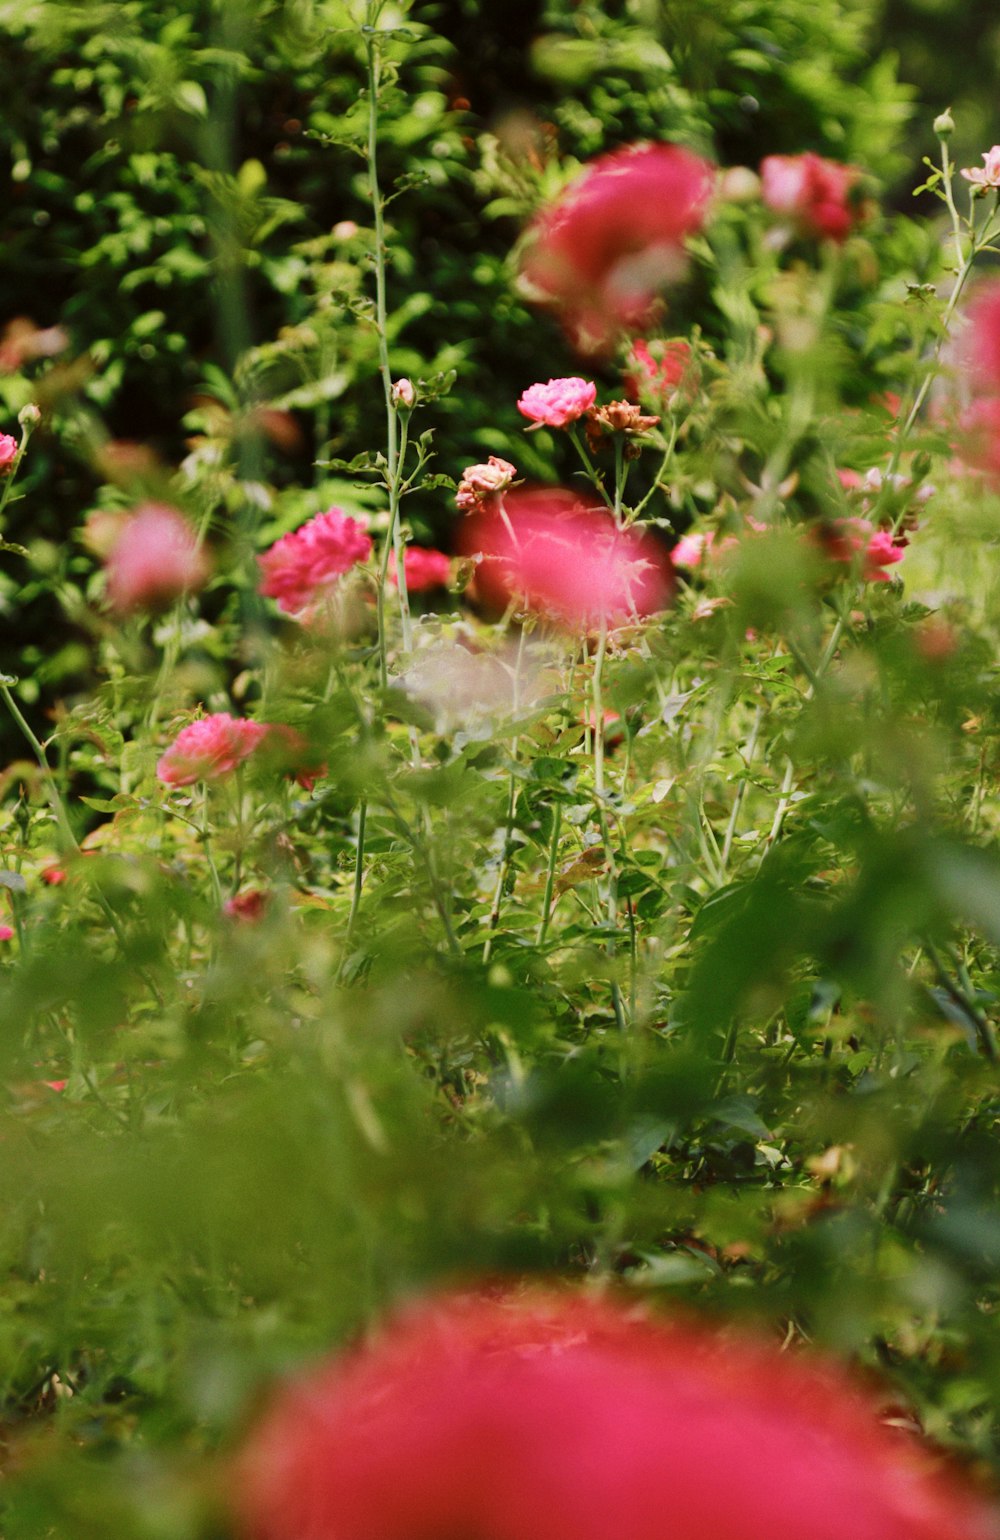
[
  {"x1": 258, "y1": 509, "x2": 372, "y2": 619},
  {"x1": 760, "y1": 153, "x2": 865, "y2": 242},
  {"x1": 157, "y1": 714, "x2": 270, "y2": 787},
  {"x1": 520, "y1": 142, "x2": 714, "y2": 353},
  {"x1": 821, "y1": 518, "x2": 905, "y2": 582},
  {"x1": 389, "y1": 547, "x2": 452, "y2": 592},
  {"x1": 232, "y1": 1288, "x2": 996, "y2": 1540},
  {"x1": 517, "y1": 377, "x2": 597, "y2": 429},
  {"x1": 104, "y1": 503, "x2": 210, "y2": 614},
  {"x1": 0, "y1": 433, "x2": 18, "y2": 472},
  {"x1": 0, "y1": 925, "x2": 13, "y2": 942}
]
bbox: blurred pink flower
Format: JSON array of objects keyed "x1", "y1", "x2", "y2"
[
  {"x1": 821, "y1": 518, "x2": 905, "y2": 582},
  {"x1": 157, "y1": 714, "x2": 269, "y2": 787},
  {"x1": 961, "y1": 147, "x2": 1000, "y2": 189},
  {"x1": 259, "y1": 725, "x2": 327, "y2": 791},
  {"x1": 517, "y1": 378, "x2": 597, "y2": 428},
  {"x1": 520, "y1": 142, "x2": 713, "y2": 353},
  {"x1": 0, "y1": 433, "x2": 18, "y2": 472},
  {"x1": 41, "y1": 867, "x2": 67, "y2": 886},
  {"x1": 0, "y1": 924, "x2": 13, "y2": 942},
  {"x1": 461, "y1": 488, "x2": 670, "y2": 629},
  {"x1": 258, "y1": 509, "x2": 372, "y2": 619},
  {"x1": 233, "y1": 1287, "x2": 996, "y2": 1540},
  {"x1": 624, "y1": 338, "x2": 696, "y2": 407},
  {"x1": 671, "y1": 530, "x2": 714, "y2": 569},
  {"x1": 760, "y1": 153, "x2": 864, "y2": 242},
  {"x1": 963, "y1": 283, "x2": 1000, "y2": 395},
  {"x1": 959, "y1": 395, "x2": 1000, "y2": 478},
  {"x1": 388, "y1": 547, "x2": 452, "y2": 592},
  {"x1": 104, "y1": 503, "x2": 210, "y2": 614},
  {"x1": 224, "y1": 889, "x2": 269, "y2": 923},
  {"x1": 455, "y1": 456, "x2": 518, "y2": 513}
]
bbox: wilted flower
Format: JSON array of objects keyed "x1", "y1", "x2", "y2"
[
  {"x1": 517, "y1": 377, "x2": 597, "y2": 428},
  {"x1": 760, "y1": 152, "x2": 865, "y2": 242},
  {"x1": 584, "y1": 399, "x2": 660, "y2": 451},
  {"x1": 388, "y1": 546, "x2": 452, "y2": 592},
  {"x1": 0, "y1": 433, "x2": 18, "y2": 472},
  {"x1": 520, "y1": 142, "x2": 714, "y2": 353},
  {"x1": 157, "y1": 714, "x2": 270, "y2": 787},
  {"x1": 460, "y1": 488, "x2": 670, "y2": 629},
  {"x1": 961, "y1": 147, "x2": 1000, "y2": 190},
  {"x1": 455, "y1": 456, "x2": 518, "y2": 512},
  {"x1": 258, "y1": 508, "x2": 372, "y2": 620},
  {"x1": 104, "y1": 503, "x2": 210, "y2": 614},
  {"x1": 233, "y1": 1288, "x2": 996, "y2": 1540}
]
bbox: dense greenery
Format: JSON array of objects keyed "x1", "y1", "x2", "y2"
[{"x1": 2, "y1": 0, "x2": 1000, "y2": 1535}]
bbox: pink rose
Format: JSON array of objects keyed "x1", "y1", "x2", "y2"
[
  {"x1": 258, "y1": 508, "x2": 372, "y2": 620},
  {"x1": 389, "y1": 547, "x2": 452, "y2": 592},
  {"x1": 232, "y1": 1288, "x2": 996, "y2": 1540},
  {"x1": 157, "y1": 713, "x2": 270, "y2": 787},
  {"x1": 521, "y1": 142, "x2": 714, "y2": 353},
  {"x1": 104, "y1": 503, "x2": 210, "y2": 614},
  {"x1": 455, "y1": 456, "x2": 517, "y2": 512},
  {"x1": 760, "y1": 153, "x2": 865, "y2": 242},
  {"x1": 0, "y1": 433, "x2": 18, "y2": 472},
  {"x1": 460, "y1": 487, "x2": 671, "y2": 630},
  {"x1": 0, "y1": 924, "x2": 13, "y2": 942},
  {"x1": 517, "y1": 377, "x2": 597, "y2": 428}
]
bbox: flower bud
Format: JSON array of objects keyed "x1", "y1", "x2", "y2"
[
  {"x1": 18, "y1": 402, "x2": 41, "y2": 430},
  {"x1": 391, "y1": 378, "x2": 415, "y2": 409},
  {"x1": 934, "y1": 109, "x2": 955, "y2": 139}
]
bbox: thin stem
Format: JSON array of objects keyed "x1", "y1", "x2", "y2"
[
  {"x1": 345, "y1": 799, "x2": 368, "y2": 949},
  {"x1": 536, "y1": 799, "x2": 562, "y2": 947},
  {"x1": 720, "y1": 704, "x2": 763, "y2": 872}
]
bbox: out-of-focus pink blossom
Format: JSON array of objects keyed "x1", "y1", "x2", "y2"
[
  {"x1": 104, "y1": 503, "x2": 210, "y2": 614},
  {"x1": 460, "y1": 488, "x2": 670, "y2": 629},
  {"x1": 961, "y1": 147, "x2": 1000, "y2": 189},
  {"x1": 520, "y1": 142, "x2": 714, "y2": 353},
  {"x1": 258, "y1": 509, "x2": 372, "y2": 620},
  {"x1": 232, "y1": 1287, "x2": 997, "y2": 1540},
  {"x1": 820, "y1": 518, "x2": 905, "y2": 582},
  {"x1": 41, "y1": 867, "x2": 67, "y2": 886},
  {"x1": 963, "y1": 284, "x2": 1000, "y2": 396},
  {"x1": 671, "y1": 530, "x2": 714, "y2": 569},
  {"x1": 0, "y1": 433, "x2": 18, "y2": 472},
  {"x1": 517, "y1": 378, "x2": 597, "y2": 428},
  {"x1": 624, "y1": 339, "x2": 696, "y2": 407},
  {"x1": 959, "y1": 395, "x2": 1000, "y2": 478},
  {"x1": 0, "y1": 924, "x2": 13, "y2": 942},
  {"x1": 224, "y1": 890, "x2": 269, "y2": 923},
  {"x1": 389, "y1": 547, "x2": 452, "y2": 592},
  {"x1": 259, "y1": 725, "x2": 327, "y2": 792},
  {"x1": 455, "y1": 456, "x2": 518, "y2": 513},
  {"x1": 157, "y1": 714, "x2": 270, "y2": 787},
  {"x1": 43, "y1": 1079, "x2": 67, "y2": 1092},
  {"x1": 760, "y1": 153, "x2": 865, "y2": 242}
]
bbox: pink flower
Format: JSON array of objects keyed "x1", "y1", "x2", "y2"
[
  {"x1": 224, "y1": 889, "x2": 269, "y2": 923},
  {"x1": 517, "y1": 378, "x2": 597, "y2": 429},
  {"x1": 958, "y1": 395, "x2": 1000, "y2": 478},
  {"x1": 43, "y1": 1079, "x2": 67, "y2": 1092},
  {"x1": 0, "y1": 433, "x2": 18, "y2": 472},
  {"x1": 391, "y1": 378, "x2": 415, "y2": 408},
  {"x1": 157, "y1": 713, "x2": 270, "y2": 787},
  {"x1": 760, "y1": 153, "x2": 865, "y2": 242},
  {"x1": 388, "y1": 547, "x2": 452, "y2": 592},
  {"x1": 0, "y1": 925, "x2": 13, "y2": 942},
  {"x1": 670, "y1": 530, "x2": 714, "y2": 569},
  {"x1": 232, "y1": 1288, "x2": 996, "y2": 1540},
  {"x1": 258, "y1": 509, "x2": 372, "y2": 619},
  {"x1": 521, "y1": 142, "x2": 714, "y2": 353},
  {"x1": 461, "y1": 488, "x2": 670, "y2": 629},
  {"x1": 624, "y1": 339, "x2": 695, "y2": 406},
  {"x1": 455, "y1": 456, "x2": 518, "y2": 513},
  {"x1": 104, "y1": 503, "x2": 210, "y2": 614},
  {"x1": 961, "y1": 147, "x2": 1000, "y2": 189},
  {"x1": 41, "y1": 867, "x2": 67, "y2": 886},
  {"x1": 820, "y1": 518, "x2": 905, "y2": 582},
  {"x1": 963, "y1": 283, "x2": 1000, "y2": 395}
]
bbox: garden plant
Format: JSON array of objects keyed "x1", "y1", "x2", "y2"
[{"x1": 4, "y1": 0, "x2": 1000, "y2": 1534}]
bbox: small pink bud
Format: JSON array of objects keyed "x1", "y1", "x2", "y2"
[{"x1": 391, "y1": 378, "x2": 415, "y2": 409}]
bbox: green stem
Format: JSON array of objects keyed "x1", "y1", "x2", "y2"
[{"x1": 536, "y1": 799, "x2": 562, "y2": 947}]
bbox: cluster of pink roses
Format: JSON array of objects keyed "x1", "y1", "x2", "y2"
[{"x1": 232, "y1": 1287, "x2": 994, "y2": 1540}]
